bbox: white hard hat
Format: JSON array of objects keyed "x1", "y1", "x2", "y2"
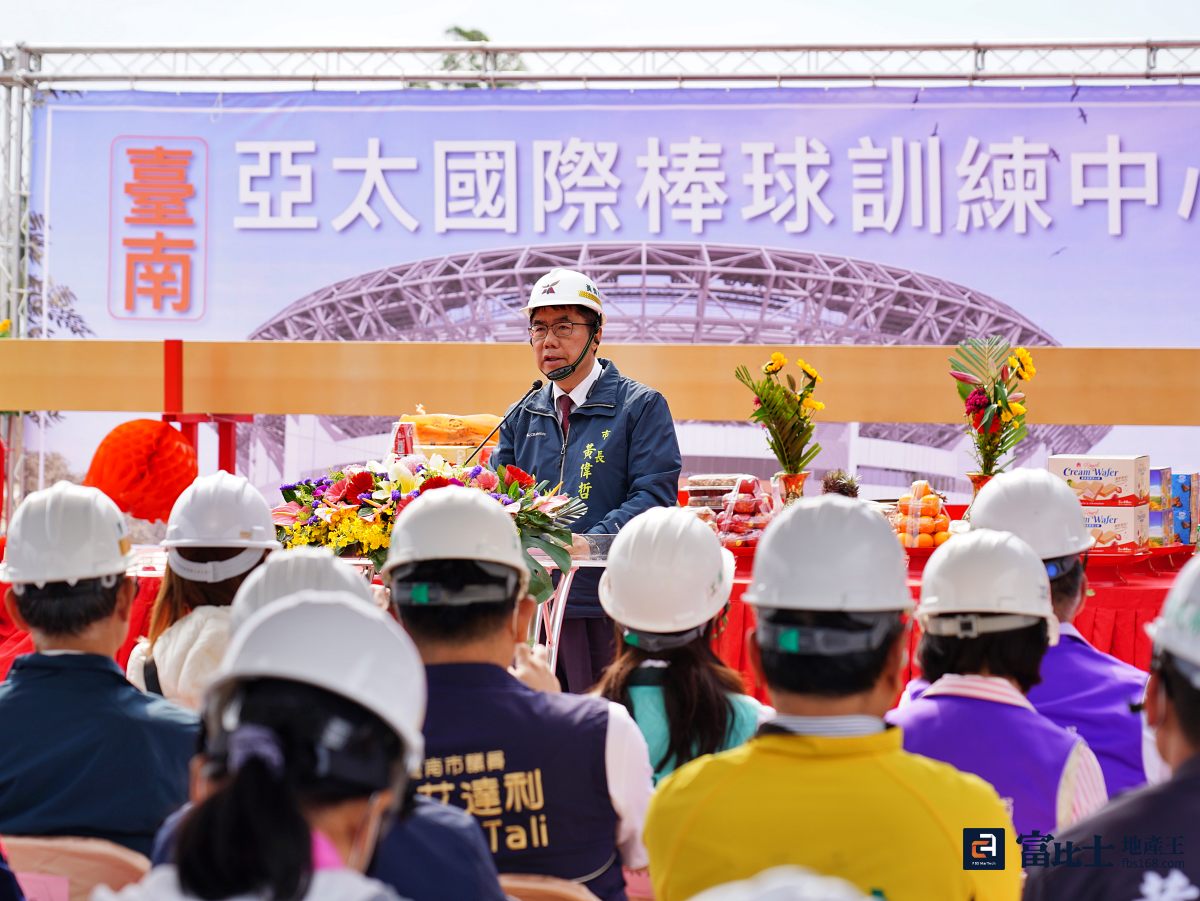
[
  {"x1": 743, "y1": 495, "x2": 914, "y2": 613},
  {"x1": 689, "y1": 866, "x2": 870, "y2": 901},
  {"x1": 382, "y1": 486, "x2": 530, "y2": 599},
  {"x1": 599, "y1": 507, "x2": 734, "y2": 644},
  {"x1": 230, "y1": 547, "x2": 373, "y2": 635},
  {"x1": 163, "y1": 472, "x2": 279, "y2": 583},
  {"x1": 971, "y1": 468, "x2": 1095, "y2": 561},
  {"x1": 211, "y1": 590, "x2": 426, "y2": 774},
  {"x1": 918, "y1": 528, "x2": 1059, "y2": 645},
  {"x1": 523, "y1": 268, "x2": 606, "y2": 325},
  {"x1": 0, "y1": 481, "x2": 133, "y2": 588},
  {"x1": 1146, "y1": 556, "x2": 1200, "y2": 680}
]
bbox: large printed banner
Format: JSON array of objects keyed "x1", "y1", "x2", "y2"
[{"x1": 26, "y1": 85, "x2": 1200, "y2": 483}]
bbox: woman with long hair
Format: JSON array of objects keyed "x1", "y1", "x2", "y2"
[
  {"x1": 99, "y1": 590, "x2": 426, "y2": 901},
  {"x1": 127, "y1": 472, "x2": 278, "y2": 708},
  {"x1": 594, "y1": 507, "x2": 772, "y2": 784}
]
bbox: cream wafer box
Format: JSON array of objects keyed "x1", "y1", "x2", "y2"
[
  {"x1": 1081, "y1": 503, "x2": 1149, "y2": 552},
  {"x1": 1048, "y1": 455, "x2": 1150, "y2": 507}
]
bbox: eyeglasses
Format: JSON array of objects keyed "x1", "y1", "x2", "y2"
[{"x1": 528, "y1": 321, "x2": 591, "y2": 342}]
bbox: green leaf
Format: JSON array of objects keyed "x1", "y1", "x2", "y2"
[
  {"x1": 507, "y1": 480, "x2": 522, "y2": 500},
  {"x1": 522, "y1": 549, "x2": 554, "y2": 603},
  {"x1": 955, "y1": 381, "x2": 973, "y2": 402},
  {"x1": 526, "y1": 534, "x2": 573, "y2": 574},
  {"x1": 281, "y1": 487, "x2": 299, "y2": 503}
]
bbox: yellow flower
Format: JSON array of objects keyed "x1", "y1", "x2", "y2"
[
  {"x1": 0, "y1": 318, "x2": 10, "y2": 336},
  {"x1": 1008, "y1": 401, "x2": 1026, "y2": 417},
  {"x1": 801, "y1": 396, "x2": 825, "y2": 413},
  {"x1": 797, "y1": 358, "x2": 824, "y2": 383},
  {"x1": 1000, "y1": 409, "x2": 1014, "y2": 423},
  {"x1": 1007, "y1": 355, "x2": 1020, "y2": 373},
  {"x1": 762, "y1": 351, "x2": 788, "y2": 375}
]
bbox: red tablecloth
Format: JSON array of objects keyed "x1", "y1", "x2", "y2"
[{"x1": 710, "y1": 549, "x2": 1187, "y2": 700}]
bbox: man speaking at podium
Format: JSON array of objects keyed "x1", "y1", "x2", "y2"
[{"x1": 494, "y1": 268, "x2": 682, "y2": 692}]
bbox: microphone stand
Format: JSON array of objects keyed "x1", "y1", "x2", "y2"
[{"x1": 463, "y1": 380, "x2": 544, "y2": 467}]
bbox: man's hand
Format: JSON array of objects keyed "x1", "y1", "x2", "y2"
[
  {"x1": 509, "y1": 643, "x2": 561, "y2": 693},
  {"x1": 570, "y1": 533, "x2": 592, "y2": 559}
]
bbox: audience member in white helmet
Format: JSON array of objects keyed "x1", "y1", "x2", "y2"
[
  {"x1": 228, "y1": 546, "x2": 373, "y2": 635},
  {"x1": 1025, "y1": 555, "x2": 1200, "y2": 899},
  {"x1": 383, "y1": 486, "x2": 654, "y2": 901},
  {"x1": 0, "y1": 482, "x2": 197, "y2": 856},
  {"x1": 97, "y1": 591, "x2": 424, "y2": 901},
  {"x1": 645, "y1": 496, "x2": 1020, "y2": 901},
  {"x1": 594, "y1": 507, "x2": 772, "y2": 784},
  {"x1": 146, "y1": 545, "x2": 507, "y2": 901},
  {"x1": 688, "y1": 866, "x2": 869, "y2": 901},
  {"x1": 127, "y1": 472, "x2": 278, "y2": 709},
  {"x1": 962, "y1": 468, "x2": 1162, "y2": 795},
  {"x1": 887, "y1": 529, "x2": 1108, "y2": 838}
]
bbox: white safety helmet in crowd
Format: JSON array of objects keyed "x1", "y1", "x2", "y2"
[
  {"x1": 0, "y1": 481, "x2": 133, "y2": 589},
  {"x1": 744, "y1": 495, "x2": 914, "y2": 613},
  {"x1": 689, "y1": 866, "x2": 870, "y2": 901},
  {"x1": 210, "y1": 590, "x2": 427, "y2": 774},
  {"x1": 599, "y1": 507, "x2": 734, "y2": 650},
  {"x1": 918, "y1": 528, "x2": 1059, "y2": 645},
  {"x1": 523, "y1": 268, "x2": 606, "y2": 325},
  {"x1": 971, "y1": 469, "x2": 1095, "y2": 572},
  {"x1": 1146, "y1": 556, "x2": 1200, "y2": 687},
  {"x1": 230, "y1": 547, "x2": 373, "y2": 635},
  {"x1": 163, "y1": 472, "x2": 279, "y2": 584},
  {"x1": 382, "y1": 486, "x2": 531, "y2": 602}
]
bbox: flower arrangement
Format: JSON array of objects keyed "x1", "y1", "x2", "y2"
[
  {"x1": 949, "y1": 337, "x2": 1035, "y2": 477},
  {"x1": 734, "y1": 352, "x2": 824, "y2": 476},
  {"x1": 272, "y1": 457, "x2": 587, "y2": 602}
]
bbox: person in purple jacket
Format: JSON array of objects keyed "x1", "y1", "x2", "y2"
[
  {"x1": 969, "y1": 468, "x2": 1165, "y2": 795},
  {"x1": 887, "y1": 529, "x2": 1109, "y2": 838}
]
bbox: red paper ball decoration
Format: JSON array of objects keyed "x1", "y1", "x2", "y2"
[{"x1": 84, "y1": 419, "x2": 199, "y2": 523}]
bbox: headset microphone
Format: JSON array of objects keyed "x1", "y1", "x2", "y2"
[{"x1": 546, "y1": 325, "x2": 599, "y2": 382}]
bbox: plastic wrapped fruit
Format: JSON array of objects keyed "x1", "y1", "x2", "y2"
[{"x1": 891, "y1": 479, "x2": 953, "y2": 549}]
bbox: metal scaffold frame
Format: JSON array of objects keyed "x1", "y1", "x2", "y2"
[{"x1": 0, "y1": 38, "x2": 1196, "y2": 525}]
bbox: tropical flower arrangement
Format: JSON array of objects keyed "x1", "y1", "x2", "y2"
[
  {"x1": 734, "y1": 351, "x2": 825, "y2": 476},
  {"x1": 949, "y1": 337, "x2": 1036, "y2": 478},
  {"x1": 272, "y1": 456, "x2": 587, "y2": 602}
]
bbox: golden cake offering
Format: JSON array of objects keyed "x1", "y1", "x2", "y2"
[{"x1": 401, "y1": 411, "x2": 502, "y2": 447}]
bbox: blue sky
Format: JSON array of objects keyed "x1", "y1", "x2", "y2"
[{"x1": 5, "y1": 0, "x2": 1200, "y2": 46}]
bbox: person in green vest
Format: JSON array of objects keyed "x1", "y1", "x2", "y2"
[{"x1": 593, "y1": 507, "x2": 772, "y2": 784}]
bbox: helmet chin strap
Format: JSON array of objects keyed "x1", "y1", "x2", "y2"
[{"x1": 546, "y1": 326, "x2": 598, "y2": 382}]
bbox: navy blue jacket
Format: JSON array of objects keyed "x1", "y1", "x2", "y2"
[
  {"x1": 0, "y1": 653, "x2": 197, "y2": 856},
  {"x1": 495, "y1": 359, "x2": 682, "y2": 616},
  {"x1": 152, "y1": 795, "x2": 505, "y2": 901}
]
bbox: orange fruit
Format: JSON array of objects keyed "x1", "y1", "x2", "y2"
[
  {"x1": 897, "y1": 532, "x2": 909, "y2": 547},
  {"x1": 918, "y1": 515, "x2": 935, "y2": 534},
  {"x1": 934, "y1": 530, "x2": 952, "y2": 546},
  {"x1": 916, "y1": 533, "x2": 934, "y2": 548},
  {"x1": 912, "y1": 480, "x2": 933, "y2": 499},
  {"x1": 897, "y1": 494, "x2": 914, "y2": 515},
  {"x1": 918, "y1": 495, "x2": 941, "y2": 516},
  {"x1": 933, "y1": 513, "x2": 950, "y2": 532}
]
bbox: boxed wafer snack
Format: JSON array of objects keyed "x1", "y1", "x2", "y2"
[
  {"x1": 1047, "y1": 455, "x2": 1149, "y2": 507},
  {"x1": 1081, "y1": 504, "x2": 1149, "y2": 552}
]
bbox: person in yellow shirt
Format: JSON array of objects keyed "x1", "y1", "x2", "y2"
[{"x1": 644, "y1": 495, "x2": 1021, "y2": 901}]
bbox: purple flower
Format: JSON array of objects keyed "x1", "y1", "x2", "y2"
[
  {"x1": 305, "y1": 515, "x2": 320, "y2": 526},
  {"x1": 413, "y1": 464, "x2": 425, "y2": 474},
  {"x1": 391, "y1": 489, "x2": 403, "y2": 501},
  {"x1": 406, "y1": 489, "x2": 421, "y2": 499},
  {"x1": 357, "y1": 492, "x2": 373, "y2": 502},
  {"x1": 313, "y1": 487, "x2": 326, "y2": 498},
  {"x1": 468, "y1": 465, "x2": 484, "y2": 480},
  {"x1": 448, "y1": 478, "x2": 465, "y2": 487}
]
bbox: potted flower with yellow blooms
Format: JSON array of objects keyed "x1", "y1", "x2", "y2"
[
  {"x1": 949, "y1": 337, "x2": 1035, "y2": 496},
  {"x1": 735, "y1": 352, "x2": 824, "y2": 505}
]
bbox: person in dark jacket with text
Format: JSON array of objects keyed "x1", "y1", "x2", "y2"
[{"x1": 495, "y1": 268, "x2": 682, "y2": 692}]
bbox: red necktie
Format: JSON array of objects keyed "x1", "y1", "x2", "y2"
[{"x1": 557, "y1": 395, "x2": 573, "y2": 438}]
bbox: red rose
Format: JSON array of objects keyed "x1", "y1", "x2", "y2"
[
  {"x1": 419, "y1": 475, "x2": 453, "y2": 493},
  {"x1": 505, "y1": 466, "x2": 537, "y2": 490}
]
